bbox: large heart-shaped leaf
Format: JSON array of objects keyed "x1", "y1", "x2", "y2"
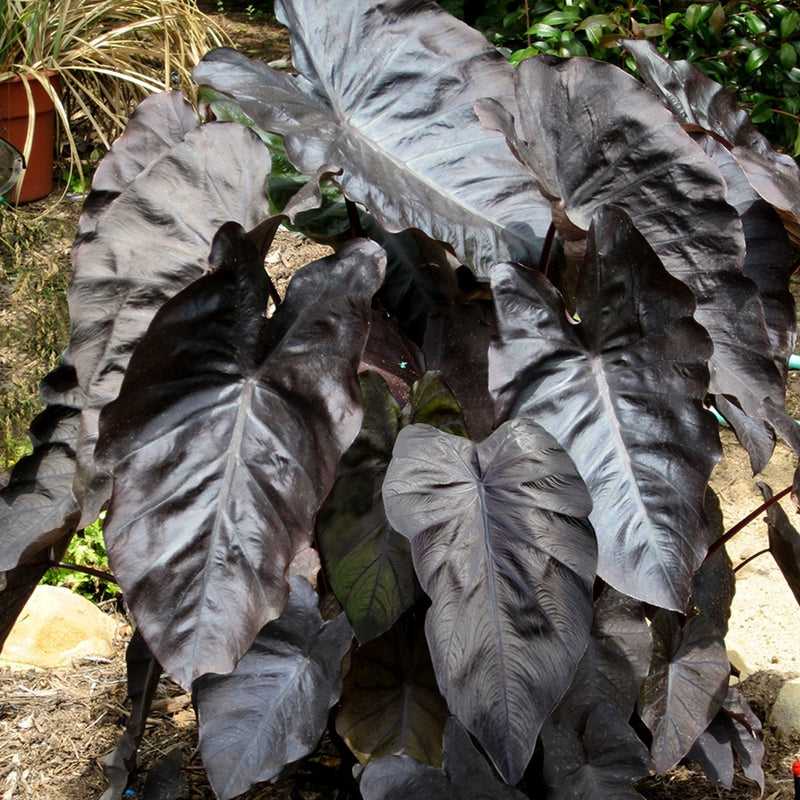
[
  {"x1": 193, "y1": 0, "x2": 553, "y2": 276},
  {"x1": 552, "y1": 587, "x2": 652, "y2": 730},
  {"x1": 97, "y1": 224, "x2": 385, "y2": 688},
  {"x1": 477, "y1": 54, "x2": 783, "y2": 419},
  {"x1": 336, "y1": 610, "x2": 449, "y2": 766},
  {"x1": 194, "y1": 577, "x2": 353, "y2": 800},
  {"x1": 541, "y1": 703, "x2": 652, "y2": 799},
  {"x1": 68, "y1": 118, "x2": 273, "y2": 524},
  {"x1": 621, "y1": 39, "x2": 800, "y2": 226},
  {"x1": 490, "y1": 206, "x2": 720, "y2": 610},
  {"x1": 359, "y1": 717, "x2": 528, "y2": 800},
  {"x1": 639, "y1": 610, "x2": 730, "y2": 774},
  {"x1": 382, "y1": 418, "x2": 596, "y2": 784}
]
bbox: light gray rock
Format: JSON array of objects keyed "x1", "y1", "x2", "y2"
[{"x1": 769, "y1": 678, "x2": 800, "y2": 736}]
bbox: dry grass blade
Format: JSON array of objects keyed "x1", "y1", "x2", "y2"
[{"x1": 0, "y1": 0, "x2": 231, "y2": 195}]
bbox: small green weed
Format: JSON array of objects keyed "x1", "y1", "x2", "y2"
[{"x1": 42, "y1": 513, "x2": 118, "y2": 602}]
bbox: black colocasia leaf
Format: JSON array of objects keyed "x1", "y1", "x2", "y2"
[{"x1": 383, "y1": 418, "x2": 596, "y2": 784}]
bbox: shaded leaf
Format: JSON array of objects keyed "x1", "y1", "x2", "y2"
[
  {"x1": 359, "y1": 717, "x2": 528, "y2": 799},
  {"x1": 687, "y1": 687, "x2": 764, "y2": 791},
  {"x1": 689, "y1": 546, "x2": 735, "y2": 638},
  {"x1": 68, "y1": 119, "x2": 273, "y2": 524},
  {"x1": 194, "y1": 577, "x2": 353, "y2": 800},
  {"x1": 142, "y1": 749, "x2": 186, "y2": 800},
  {"x1": 336, "y1": 610, "x2": 449, "y2": 766},
  {"x1": 639, "y1": 611, "x2": 730, "y2": 774},
  {"x1": 713, "y1": 395, "x2": 775, "y2": 475},
  {"x1": 478, "y1": 54, "x2": 783, "y2": 419},
  {"x1": 97, "y1": 225, "x2": 385, "y2": 688},
  {"x1": 552, "y1": 586, "x2": 652, "y2": 730},
  {"x1": 758, "y1": 481, "x2": 800, "y2": 606},
  {"x1": 490, "y1": 206, "x2": 720, "y2": 610},
  {"x1": 194, "y1": 0, "x2": 553, "y2": 275},
  {"x1": 382, "y1": 418, "x2": 596, "y2": 784},
  {"x1": 622, "y1": 39, "x2": 800, "y2": 227},
  {"x1": 101, "y1": 630, "x2": 163, "y2": 800},
  {"x1": 542, "y1": 703, "x2": 652, "y2": 799},
  {"x1": 318, "y1": 372, "x2": 419, "y2": 642}
]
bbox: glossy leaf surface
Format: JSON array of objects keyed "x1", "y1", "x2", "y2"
[
  {"x1": 97, "y1": 226, "x2": 385, "y2": 688},
  {"x1": 193, "y1": 0, "x2": 553, "y2": 275},
  {"x1": 478, "y1": 54, "x2": 783, "y2": 419},
  {"x1": 639, "y1": 611, "x2": 730, "y2": 773},
  {"x1": 68, "y1": 118, "x2": 273, "y2": 523},
  {"x1": 194, "y1": 578, "x2": 353, "y2": 800},
  {"x1": 383, "y1": 418, "x2": 596, "y2": 784},
  {"x1": 491, "y1": 207, "x2": 719, "y2": 609}
]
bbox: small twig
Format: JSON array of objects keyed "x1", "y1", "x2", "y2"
[{"x1": 733, "y1": 547, "x2": 770, "y2": 573}]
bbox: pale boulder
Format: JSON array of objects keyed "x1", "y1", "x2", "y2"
[
  {"x1": 769, "y1": 678, "x2": 800, "y2": 736},
  {"x1": 0, "y1": 584, "x2": 119, "y2": 670}
]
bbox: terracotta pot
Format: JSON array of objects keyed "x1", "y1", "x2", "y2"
[{"x1": 0, "y1": 73, "x2": 60, "y2": 203}]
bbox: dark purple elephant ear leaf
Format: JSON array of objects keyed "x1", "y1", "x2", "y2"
[
  {"x1": 758, "y1": 481, "x2": 800, "y2": 607},
  {"x1": 638, "y1": 610, "x2": 730, "y2": 774},
  {"x1": 97, "y1": 224, "x2": 385, "y2": 689},
  {"x1": 336, "y1": 611, "x2": 448, "y2": 767},
  {"x1": 479, "y1": 53, "x2": 783, "y2": 421},
  {"x1": 542, "y1": 702, "x2": 653, "y2": 799},
  {"x1": 688, "y1": 687, "x2": 764, "y2": 791},
  {"x1": 490, "y1": 206, "x2": 720, "y2": 610},
  {"x1": 193, "y1": 0, "x2": 553, "y2": 275},
  {"x1": 68, "y1": 118, "x2": 273, "y2": 526},
  {"x1": 382, "y1": 417, "x2": 596, "y2": 784},
  {"x1": 621, "y1": 39, "x2": 800, "y2": 228},
  {"x1": 359, "y1": 717, "x2": 529, "y2": 799},
  {"x1": 194, "y1": 577, "x2": 353, "y2": 800}
]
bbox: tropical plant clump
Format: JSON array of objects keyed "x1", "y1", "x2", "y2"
[{"x1": 2, "y1": 0, "x2": 800, "y2": 797}]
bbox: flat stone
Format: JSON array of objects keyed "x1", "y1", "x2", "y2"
[
  {"x1": 769, "y1": 677, "x2": 800, "y2": 736},
  {"x1": 0, "y1": 585, "x2": 119, "y2": 670}
]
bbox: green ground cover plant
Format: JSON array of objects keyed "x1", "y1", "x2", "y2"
[{"x1": 2, "y1": 0, "x2": 800, "y2": 797}]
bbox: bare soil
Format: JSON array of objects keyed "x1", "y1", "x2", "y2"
[{"x1": 2, "y1": 5, "x2": 800, "y2": 800}]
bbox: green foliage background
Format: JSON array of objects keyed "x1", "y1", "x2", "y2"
[{"x1": 443, "y1": 0, "x2": 800, "y2": 157}]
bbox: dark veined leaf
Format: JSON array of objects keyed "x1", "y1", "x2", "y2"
[
  {"x1": 318, "y1": 372, "x2": 419, "y2": 642},
  {"x1": 713, "y1": 395, "x2": 775, "y2": 475},
  {"x1": 141, "y1": 749, "x2": 185, "y2": 800},
  {"x1": 359, "y1": 717, "x2": 528, "y2": 800},
  {"x1": 541, "y1": 703, "x2": 652, "y2": 799},
  {"x1": 194, "y1": 577, "x2": 353, "y2": 800},
  {"x1": 68, "y1": 119, "x2": 273, "y2": 525},
  {"x1": 318, "y1": 370, "x2": 464, "y2": 642},
  {"x1": 689, "y1": 546, "x2": 735, "y2": 638},
  {"x1": 0, "y1": 359, "x2": 84, "y2": 573},
  {"x1": 100, "y1": 630, "x2": 163, "y2": 800},
  {"x1": 687, "y1": 687, "x2": 764, "y2": 791},
  {"x1": 621, "y1": 39, "x2": 800, "y2": 227},
  {"x1": 336, "y1": 610, "x2": 449, "y2": 767},
  {"x1": 422, "y1": 296, "x2": 495, "y2": 441},
  {"x1": 638, "y1": 611, "x2": 730, "y2": 774},
  {"x1": 476, "y1": 54, "x2": 784, "y2": 420},
  {"x1": 552, "y1": 587, "x2": 652, "y2": 730},
  {"x1": 758, "y1": 482, "x2": 800, "y2": 606},
  {"x1": 193, "y1": 0, "x2": 554, "y2": 276},
  {"x1": 490, "y1": 206, "x2": 720, "y2": 610},
  {"x1": 382, "y1": 418, "x2": 596, "y2": 784},
  {"x1": 97, "y1": 224, "x2": 385, "y2": 689},
  {"x1": 78, "y1": 91, "x2": 200, "y2": 237},
  {"x1": 692, "y1": 134, "x2": 796, "y2": 393}
]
